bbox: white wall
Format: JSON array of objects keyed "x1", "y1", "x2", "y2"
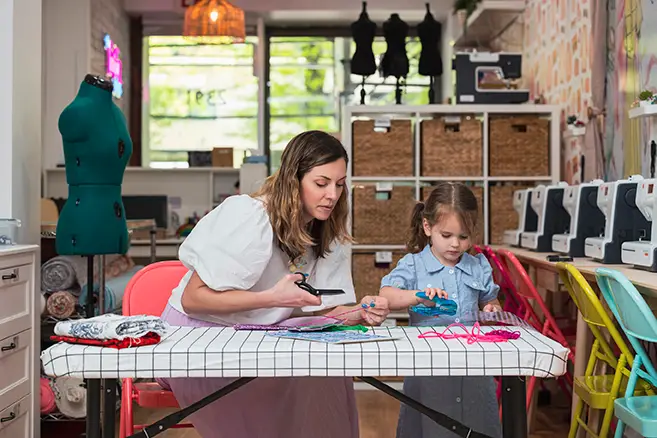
[{"x1": 0, "y1": 0, "x2": 42, "y2": 244}]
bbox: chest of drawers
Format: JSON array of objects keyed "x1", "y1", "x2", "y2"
[{"x1": 0, "y1": 245, "x2": 39, "y2": 438}]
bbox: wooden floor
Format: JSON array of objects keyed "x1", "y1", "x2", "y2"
[{"x1": 122, "y1": 390, "x2": 570, "y2": 438}]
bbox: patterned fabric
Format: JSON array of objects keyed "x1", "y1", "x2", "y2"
[
  {"x1": 41, "y1": 257, "x2": 77, "y2": 293},
  {"x1": 53, "y1": 314, "x2": 169, "y2": 340},
  {"x1": 50, "y1": 332, "x2": 161, "y2": 349}
]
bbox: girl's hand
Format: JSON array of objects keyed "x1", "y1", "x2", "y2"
[
  {"x1": 483, "y1": 303, "x2": 502, "y2": 313},
  {"x1": 415, "y1": 288, "x2": 448, "y2": 307},
  {"x1": 359, "y1": 296, "x2": 390, "y2": 326},
  {"x1": 268, "y1": 273, "x2": 322, "y2": 308}
]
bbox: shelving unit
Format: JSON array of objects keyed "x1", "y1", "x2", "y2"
[
  {"x1": 452, "y1": 0, "x2": 525, "y2": 48},
  {"x1": 342, "y1": 104, "x2": 561, "y2": 318}
]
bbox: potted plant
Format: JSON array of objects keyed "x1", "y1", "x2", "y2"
[{"x1": 639, "y1": 90, "x2": 654, "y2": 107}]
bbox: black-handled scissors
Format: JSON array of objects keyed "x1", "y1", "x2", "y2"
[{"x1": 294, "y1": 272, "x2": 346, "y2": 296}]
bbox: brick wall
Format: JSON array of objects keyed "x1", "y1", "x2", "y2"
[{"x1": 90, "y1": 0, "x2": 131, "y2": 124}]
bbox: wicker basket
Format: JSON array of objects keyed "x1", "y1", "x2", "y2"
[
  {"x1": 489, "y1": 183, "x2": 536, "y2": 244},
  {"x1": 352, "y1": 120, "x2": 414, "y2": 176},
  {"x1": 420, "y1": 115, "x2": 483, "y2": 176},
  {"x1": 489, "y1": 115, "x2": 549, "y2": 177},
  {"x1": 352, "y1": 251, "x2": 404, "y2": 302},
  {"x1": 352, "y1": 185, "x2": 416, "y2": 245},
  {"x1": 421, "y1": 184, "x2": 485, "y2": 243}
]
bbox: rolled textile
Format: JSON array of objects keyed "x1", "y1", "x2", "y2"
[
  {"x1": 40, "y1": 377, "x2": 57, "y2": 414},
  {"x1": 41, "y1": 257, "x2": 77, "y2": 293},
  {"x1": 40, "y1": 293, "x2": 47, "y2": 315},
  {"x1": 46, "y1": 291, "x2": 77, "y2": 319},
  {"x1": 79, "y1": 265, "x2": 143, "y2": 314},
  {"x1": 52, "y1": 376, "x2": 86, "y2": 418}
]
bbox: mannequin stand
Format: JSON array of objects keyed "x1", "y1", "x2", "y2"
[
  {"x1": 428, "y1": 77, "x2": 435, "y2": 104},
  {"x1": 395, "y1": 78, "x2": 403, "y2": 105}
]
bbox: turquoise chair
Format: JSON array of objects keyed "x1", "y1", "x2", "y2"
[{"x1": 595, "y1": 267, "x2": 657, "y2": 438}]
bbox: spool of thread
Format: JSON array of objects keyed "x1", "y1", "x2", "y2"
[{"x1": 40, "y1": 377, "x2": 57, "y2": 414}]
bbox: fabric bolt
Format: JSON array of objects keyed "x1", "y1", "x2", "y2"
[
  {"x1": 46, "y1": 291, "x2": 77, "y2": 319},
  {"x1": 41, "y1": 257, "x2": 77, "y2": 293},
  {"x1": 50, "y1": 332, "x2": 161, "y2": 349},
  {"x1": 40, "y1": 377, "x2": 57, "y2": 414},
  {"x1": 53, "y1": 314, "x2": 169, "y2": 340},
  {"x1": 158, "y1": 304, "x2": 360, "y2": 438},
  {"x1": 381, "y1": 246, "x2": 502, "y2": 438}
]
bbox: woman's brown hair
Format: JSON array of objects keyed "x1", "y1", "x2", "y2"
[
  {"x1": 407, "y1": 182, "x2": 479, "y2": 253},
  {"x1": 252, "y1": 130, "x2": 352, "y2": 261}
]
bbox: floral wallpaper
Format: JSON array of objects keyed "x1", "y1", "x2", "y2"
[{"x1": 521, "y1": 0, "x2": 592, "y2": 184}]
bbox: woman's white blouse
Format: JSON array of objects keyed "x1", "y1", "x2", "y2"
[{"x1": 167, "y1": 194, "x2": 357, "y2": 325}]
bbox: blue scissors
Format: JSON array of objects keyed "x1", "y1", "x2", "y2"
[
  {"x1": 413, "y1": 291, "x2": 458, "y2": 316},
  {"x1": 294, "y1": 272, "x2": 345, "y2": 297}
]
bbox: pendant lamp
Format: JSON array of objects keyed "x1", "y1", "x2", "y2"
[{"x1": 183, "y1": 0, "x2": 246, "y2": 44}]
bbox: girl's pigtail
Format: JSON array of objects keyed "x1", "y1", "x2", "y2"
[{"x1": 407, "y1": 202, "x2": 429, "y2": 253}]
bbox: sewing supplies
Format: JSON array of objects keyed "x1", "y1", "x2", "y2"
[
  {"x1": 267, "y1": 329, "x2": 394, "y2": 344},
  {"x1": 418, "y1": 322, "x2": 521, "y2": 344},
  {"x1": 410, "y1": 291, "x2": 458, "y2": 316},
  {"x1": 294, "y1": 272, "x2": 346, "y2": 296}
]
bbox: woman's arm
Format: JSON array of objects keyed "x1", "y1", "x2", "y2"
[{"x1": 181, "y1": 271, "x2": 320, "y2": 314}]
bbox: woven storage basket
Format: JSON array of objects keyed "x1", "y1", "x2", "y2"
[
  {"x1": 489, "y1": 115, "x2": 549, "y2": 177},
  {"x1": 352, "y1": 185, "x2": 416, "y2": 245},
  {"x1": 352, "y1": 120, "x2": 414, "y2": 176},
  {"x1": 489, "y1": 183, "x2": 535, "y2": 244},
  {"x1": 420, "y1": 115, "x2": 483, "y2": 176},
  {"x1": 352, "y1": 251, "x2": 404, "y2": 303},
  {"x1": 421, "y1": 185, "x2": 485, "y2": 244}
]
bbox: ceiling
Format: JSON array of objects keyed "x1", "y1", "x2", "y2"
[{"x1": 124, "y1": 0, "x2": 454, "y2": 34}]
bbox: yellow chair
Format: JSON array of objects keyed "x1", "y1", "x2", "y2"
[{"x1": 557, "y1": 262, "x2": 653, "y2": 438}]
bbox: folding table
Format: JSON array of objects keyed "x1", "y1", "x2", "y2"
[{"x1": 41, "y1": 324, "x2": 570, "y2": 438}]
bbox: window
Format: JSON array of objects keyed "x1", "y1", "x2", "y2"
[{"x1": 146, "y1": 36, "x2": 258, "y2": 168}]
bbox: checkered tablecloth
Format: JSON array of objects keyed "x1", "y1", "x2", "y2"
[{"x1": 40, "y1": 326, "x2": 569, "y2": 380}]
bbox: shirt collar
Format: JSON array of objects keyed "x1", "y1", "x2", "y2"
[{"x1": 420, "y1": 245, "x2": 474, "y2": 276}]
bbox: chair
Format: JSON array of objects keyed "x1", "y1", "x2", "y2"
[
  {"x1": 496, "y1": 249, "x2": 576, "y2": 407},
  {"x1": 558, "y1": 263, "x2": 649, "y2": 438},
  {"x1": 119, "y1": 261, "x2": 192, "y2": 438},
  {"x1": 595, "y1": 268, "x2": 657, "y2": 438},
  {"x1": 478, "y1": 246, "x2": 530, "y2": 319}
]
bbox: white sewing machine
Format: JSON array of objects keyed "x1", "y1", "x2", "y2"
[
  {"x1": 585, "y1": 175, "x2": 650, "y2": 264},
  {"x1": 503, "y1": 188, "x2": 538, "y2": 247},
  {"x1": 552, "y1": 180, "x2": 605, "y2": 257},
  {"x1": 520, "y1": 182, "x2": 570, "y2": 252},
  {"x1": 621, "y1": 178, "x2": 657, "y2": 271}
]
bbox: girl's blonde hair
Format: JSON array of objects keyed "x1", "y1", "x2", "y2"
[
  {"x1": 252, "y1": 130, "x2": 351, "y2": 260},
  {"x1": 407, "y1": 182, "x2": 478, "y2": 253}
]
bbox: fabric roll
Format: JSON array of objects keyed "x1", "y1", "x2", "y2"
[
  {"x1": 40, "y1": 377, "x2": 57, "y2": 414},
  {"x1": 79, "y1": 265, "x2": 143, "y2": 314},
  {"x1": 52, "y1": 376, "x2": 86, "y2": 418},
  {"x1": 41, "y1": 257, "x2": 77, "y2": 293},
  {"x1": 46, "y1": 291, "x2": 77, "y2": 319},
  {"x1": 40, "y1": 293, "x2": 47, "y2": 315}
]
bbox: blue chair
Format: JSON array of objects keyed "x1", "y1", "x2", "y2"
[{"x1": 595, "y1": 267, "x2": 657, "y2": 438}]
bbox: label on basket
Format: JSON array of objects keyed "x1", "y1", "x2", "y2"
[
  {"x1": 443, "y1": 116, "x2": 461, "y2": 124},
  {"x1": 375, "y1": 182, "x2": 393, "y2": 192},
  {"x1": 375, "y1": 251, "x2": 393, "y2": 264},
  {"x1": 459, "y1": 94, "x2": 475, "y2": 103},
  {"x1": 373, "y1": 118, "x2": 391, "y2": 133}
]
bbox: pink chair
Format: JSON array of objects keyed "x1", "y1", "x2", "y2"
[
  {"x1": 476, "y1": 245, "x2": 527, "y2": 319},
  {"x1": 496, "y1": 249, "x2": 576, "y2": 408},
  {"x1": 119, "y1": 261, "x2": 192, "y2": 438}
]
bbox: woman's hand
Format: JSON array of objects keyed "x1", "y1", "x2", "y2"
[
  {"x1": 359, "y1": 296, "x2": 390, "y2": 326},
  {"x1": 268, "y1": 273, "x2": 322, "y2": 308}
]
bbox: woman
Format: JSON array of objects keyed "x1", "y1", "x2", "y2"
[{"x1": 159, "y1": 130, "x2": 390, "y2": 438}]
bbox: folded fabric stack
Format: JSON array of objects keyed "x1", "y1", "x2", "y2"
[{"x1": 51, "y1": 314, "x2": 170, "y2": 349}]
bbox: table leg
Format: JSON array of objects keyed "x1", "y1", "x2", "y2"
[
  {"x1": 103, "y1": 379, "x2": 117, "y2": 438},
  {"x1": 501, "y1": 376, "x2": 527, "y2": 438},
  {"x1": 86, "y1": 379, "x2": 102, "y2": 438},
  {"x1": 358, "y1": 377, "x2": 494, "y2": 438}
]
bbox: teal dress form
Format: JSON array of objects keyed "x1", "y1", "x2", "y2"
[{"x1": 56, "y1": 75, "x2": 133, "y2": 256}]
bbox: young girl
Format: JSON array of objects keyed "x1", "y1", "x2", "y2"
[{"x1": 380, "y1": 181, "x2": 503, "y2": 438}]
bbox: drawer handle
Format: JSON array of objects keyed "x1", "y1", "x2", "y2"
[
  {"x1": 1, "y1": 268, "x2": 18, "y2": 281},
  {"x1": 1, "y1": 337, "x2": 17, "y2": 352},
  {"x1": 0, "y1": 411, "x2": 15, "y2": 423}
]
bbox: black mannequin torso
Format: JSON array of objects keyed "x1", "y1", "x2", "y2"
[
  {"x1": 381, "y1": 13, "x2": 409, "y2": 79},
  {"x1": 351, "y1": 2, "x2": 377, "y2": 77},
  {"x1": 417, "y1": 5, "x2": 443, "y2": 77}
]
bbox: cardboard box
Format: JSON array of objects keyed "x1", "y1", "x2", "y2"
[{"x1": 212, "y1": 148, "x2": 234, "y2": 167}]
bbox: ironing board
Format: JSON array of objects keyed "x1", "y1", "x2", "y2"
[{"x1": 41, "y1": 325, "x2": 570, "y2": 438}]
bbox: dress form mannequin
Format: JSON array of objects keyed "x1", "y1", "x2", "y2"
[
  {"x1": 56, "y1": 74, "x2": 132, "y2": 257},
  {"x1": 381, "y1": 13, "x2": 409, "y2": 104},
  {"x1": 351, "y1": 2, "x2": 377, "y2": 104},
  {"x1": 417, "y1": 3, "x2": 443, "y2": 103}
]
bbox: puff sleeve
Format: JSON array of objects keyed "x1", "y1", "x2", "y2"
[
  {"x1": 380, "y1": 254, "x2": 417, "y2": 291},
  {"x1": 178, "y1": 195, "x2": 273, "y2": 292},
  {"x1": 302, "y1": 242, "x2": 357, "y2": 312},
  {"x1": 475, "y1": 253, "x2": 500, "y2": 304}
]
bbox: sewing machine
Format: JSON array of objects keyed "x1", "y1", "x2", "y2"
[
  {"x1": 453, "y1": 52, "x2": 530, "y2": 104},
  {"x1": 552, "y1": 180, "x2": 605, "y2": 257},
  {"x1": 621, "y1": 178, "x2": 657, "y2": 271},
  {"x1": 520, "y1": 182, "x2": 570, "y2": 252},
  {"x1": 584, "y1": 175, "x2": 650, "y2": 264},
  {"x1": 503, "y1": 188, "x2": 538, "y2": 247}
]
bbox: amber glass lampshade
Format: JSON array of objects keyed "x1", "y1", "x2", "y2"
[{"x1": 183, "y1": 0, "x2": 246, "y2": 44}]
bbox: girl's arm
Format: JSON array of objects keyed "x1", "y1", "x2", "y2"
[{"x1": 379, "y1": 286, "x2": 421, "y2": 311}]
